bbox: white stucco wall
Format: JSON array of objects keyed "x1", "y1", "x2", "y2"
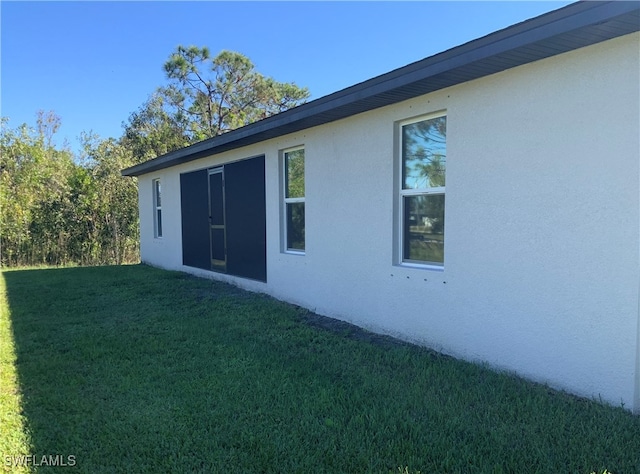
[{"x1": 137, "y1": 33, "x2": 640, "y2": 411}]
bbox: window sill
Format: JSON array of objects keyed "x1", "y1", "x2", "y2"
[
  {"x1": 398, "y1": 261, "x2": 444, "y2": 272},
  {"x1": 284, "y1": 250, "x2": 305, "y2": 256}
]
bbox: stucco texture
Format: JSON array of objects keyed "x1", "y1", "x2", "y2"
[{"x1": 137, "y1": 33, "x2": 640, "y2": 411}]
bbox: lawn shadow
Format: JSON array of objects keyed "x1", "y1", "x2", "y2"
[
  {"x1": 3, "y1": 267, "x2": 127, "y2": 471},
  {"x1": 2, "y1": 265, "x2": 202, "y2": 473}
]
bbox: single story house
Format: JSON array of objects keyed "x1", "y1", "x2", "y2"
[{"x1": 123, "y1": 1, "x2": 640, "y2": 413}]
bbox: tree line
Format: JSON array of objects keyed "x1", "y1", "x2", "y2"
[{"x1": 0, "y1": 47, "x2": 309, "y2": 267}]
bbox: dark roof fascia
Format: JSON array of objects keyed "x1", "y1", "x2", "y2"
[{"x1": 122, "y1": 1, "x2": 639, "y2": 177}]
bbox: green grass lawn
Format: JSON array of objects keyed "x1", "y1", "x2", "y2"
[{"x1": 1, "y1": 265, "x2": 638, "y2": 473}]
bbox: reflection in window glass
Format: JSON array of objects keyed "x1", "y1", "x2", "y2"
[
  {"x1": 286, "y1": 202, "x2": 305, "y2": 251},
  {"x1": 286, "y1": 149, "x2": 305, "y2": 198},
  {"x1": 153, "y1": 178, "x2": 163, "y2": 238},
  {"x1": 403, "y1": 194, "x2": 444, "y2": 264},
  {"x1": 402, "y1": 116, "x2": 446, "y2": 190},
  {"x1": 284, "y1": 148, "x2": 305, "y2": 252},
  {"x1": 155, "y1": 179, "x2": 162, "y2": 207},
  {"x1": 399, "y1": 114, "x2": 446, "y2": 265}
]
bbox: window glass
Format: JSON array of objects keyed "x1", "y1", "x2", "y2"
[
  {"x1": 153, "y1": 179, "x2": 163, "y2": 238},
  {"x1": 399, "y1": 114, "x2": 446, "y2": 266},
  {"x1": 156, "y1": 209, "x2": 163, "y2": 238},
  {"x1": 403, "y1": 194, "x2": 444, "y2": 264},
  {"x1": 402, "y1": 116, "x2": 446, "y2": 190},
  {"x1": 283, "y1": 148, "x2": 305, "y2": 252},
  {"x1": 286, "y1": 202, "x2": 305, "y2": 251},
  {"x1": 155, "y1": 179, "x2": 162, "y2": 207},
  {"x1": 285, "y1": 149, "x2": 305, "y2": 198}
]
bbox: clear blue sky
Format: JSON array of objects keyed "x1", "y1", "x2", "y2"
[{"x1": 2, "y1": 1, "x2": 571, "y2": 153}]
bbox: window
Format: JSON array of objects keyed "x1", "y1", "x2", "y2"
[
  {"x1": 399, "y1": 114, "x2": 446, "y2": 266},
  {"x1": 153, "y1": 178, "x2": 162, "y2": 238},
  {"x1": 283, "y1": 147, "x2": 305, "y2": 252}
]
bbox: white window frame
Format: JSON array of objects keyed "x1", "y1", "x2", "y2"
[
  {"x1": 153, "y1": 178, "x2": 162, "y2": 239},
  {"x1": 282, "y1": 146, "x2": 305, "y2": 255},
  {"x1": 398, "y1": 112, "x2": 446, "y2": 269}
]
